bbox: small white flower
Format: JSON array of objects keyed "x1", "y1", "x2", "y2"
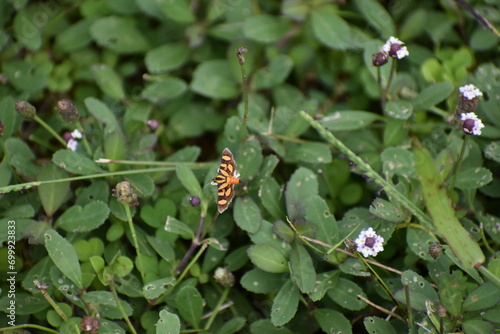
[
  {"x1": 459, "y1": 84, "x2": 483, "y2": 100},
  {"x1": 355, "y1": 227, "x2": 384, "y2": 257},
  {"x1": 382, "y1": 36, "x2": 409, "y2": 59},
  {"x1": 460, "y1": 112, "x2": 485, "y2": 136},
  {"x1": 67, "y1": 138, "x2": 78, "y2": 151},
  {"x1": 71, "y1": 129, "x2": 83, "y2": 139}
]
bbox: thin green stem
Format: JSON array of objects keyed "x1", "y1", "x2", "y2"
[
  {"x1": 300, "y1": 111, "x2": 434, "y2": 230},
  {"x1": 123, "y1": 204, "x2": 145, "y2": 283},
  {"x1": 33, "y1": 115, "x2": 67, "y2": 146},
  {"x1": 477, "y1": 265, "x2": 500, "y2": 290},
  {"x1": 75, "y1": 122, "x2": 93, "y2": 157},
  {"x1": 109, "y1": 279, "x2": 138, "y2": 334},
  {"x1": 381, "y1": 59, "x2": 397, "y2": 110},
  {"x1": 0, "y1": 324, "x2": 60, "y2": 333},
  {"x1": 204, "y1": 287, "x2": 231, "y2": 330},
  {"x1": 449, "y1": 136, "x2": 468, "y2": 192},
  {"x1": 236, "y1": 47, "x2": 249, "y2": 129}
]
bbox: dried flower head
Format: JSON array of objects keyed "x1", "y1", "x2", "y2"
[
  {"x1": 56, "y1": 99, "x2": 80, "y2": 123},
  {"x1": 15, "y1": 101, "x2": 37, "y2": 119},
  {"x1": 213, "y1": 267, "x2": 235, "y2": 287},
  {"x1": 372, "y1": 52, "x2": 389, "y2": 66},
  {"x1": 113, "y1": 181, "x2": 139, "y2": 206},
  {"x1": 355, "y1": 227, "x2": 384, "y2": 257},
  {"x1": 382, "y1": 37, "x2": 409, "y2": 59},
  {"x1": 460, "y1": 112, "x2": 484, "y2": 136},
  {"x1": 428, "y1": 242, "x2": 442, "y2": 259}
]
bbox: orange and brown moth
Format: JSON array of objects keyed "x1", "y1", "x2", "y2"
[{"x1": 211, "y1": 148, "x2": 240, "y2": 213}]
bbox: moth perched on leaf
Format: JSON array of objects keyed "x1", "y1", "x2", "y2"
[{"x1": 211, "y1": 148, "x2": 240, "y2": 213}]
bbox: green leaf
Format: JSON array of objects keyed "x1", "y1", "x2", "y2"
[
  {"x1": 240, "y1": 268, "x2": 284, "y2": 294},
  {"x1": 235, "y1": 138, "x2": 263, "y2": 180},
  {"x1": 438, "y1": 273, "x2": 463, "y2": 317},
  {"x1": 455, "y1": 167, "x2": 493, "y2": 190},
  {"x1": 354, "y1": 0, "x2": 395, "y2": 38},
  {"x1": 369, "y1": 198, "x2": 407, "y2": 223},
  {"x1": 311, "y1": 5, "x2": 354, "y2": 50},
  {"x1": 271, "y1": 279, "x2": 299, "y2": 326},
  {"x1": 411, "y1": 82, "x2": 454, "y2": 110},
  {"x1": 143, "y1": 277, "x2": 175, "y2": 299},
  {"x1": 363, "y1": 316, "x2": 397, "y2": 334},
  {"x1": 484, "y1": 141, "x2": 500, "y2": 163},
  {"x1": 145, "y1": 43, "x2": 189, "y2": 74},
  {"x1": 90, "y1": 16, "x2": 149, "y2": 53},
  {"x1": 164, "y1": 216, "x2": 194, "y2": 239},
  {"x1": 52, "y1": 150, "x2": 103, "y2": 175},
  {"x1": 286, "y1": 167, "x2": 319, "y2": 221},
  {"x1": 125, "y1": 174, "x2": 155, "y2": 198},
  {"x1": 385, "y1": 100, "x2": 413, "y2": 120},
  {"x1": 290, "y1": 243, "x2": 316, "y2": 294},
  {"x1": 38, "y1": 164, "x2": 70, "y2": 217},
  {"x1": 250, "y1": 320, "x2": 293, "y2": 334},
  {"x1": 55, "y1": 18, "x2": 94, "y2": 52},
  {"x1": 252, "y1": 55, "x2": 293, "y2": 89},
  {"x1": 176, "y1": 285, "x2": 203, "y2": 328},
  {"x1": 13, "y1": 5, "x2": 43, "y2": 50},
  {"x1": 91, "y1": 64, "x2": 125, "y2": 100},
  {"x1": 327, "y1": 278, "x2": 367, "y2": 310},
  {"x1": 285, "y1": 142, "x2": 332, "y2": 164},
  {"x1": 309, "y1": 271, "x2": 340, "y2": 301},
  {"x1": 234, "y1": 197, "x2": 262, "y2": 233},
  {"x1": 5, "y1": 138, "x2": 40, "y2": 178},
  {"x1": 319, "y1": 111, "x2": 382, "y2": 131},
  {"x1": 463, "y1": 282, "x2": 500, "y2": 312},
  {"x1": 415, "y1": 148, "x2": 485, "y2": 268},
  {"x1": 314, "y1": 309, "x2": 352, "y2": 334},
  {"x1": 0, "y1": 97, "x2": 19, "y2": 140},
  {"x1": 273, "y1": 220, "x2": 295, "y2": 243},
  {"x1": 462, "y1": 320, "x2": 494, "y2": 334},
  {"x1": 394, "y1": 270, "x2": 439, "y2": 311},
  {"x1": 3, "y1": 58, "x2": 51, "y2": 93},
  {"x1": 156, "y1": 0, "x2": 195, "y2": 24},
  {"x1": 104, "y1": 132, "x2": 127, "y2": 171},
  {"x1": 190, "y1": 60, "x2": 239, "y2": 99},
  {"x1": 247, "y1": 245, "x2": 288, "y2": 274},
  {"x1": 215, "y1": 317, "x2": 246, "y2": 334},
  {"x1": 176, "y1": 164, "x2": 203, "y2": 199},
  {"x1": 381, "y1": 147, "x2": 415, "y2": 178},
  {"x1": 56, "y1": 202, "x2": 110, "y2": 233},
  {"x1": 243, "y1": 15, "x2": 291, "y2": 43},
  {"x1": 305, "y1": 195, "x2": 337, "y2": 245},
  {"x1": 85, "y1": 97, "x2": 121, "y2": 134},
  {"x1": 406, "y1": 228, "x2": 438, "y2": 261},
  {"x1": 44, "y1": 229, "x2": 83, "y2": 289},
  {"x1": 141, "y1": 198, "x2": 176, "y2": 229},
  {"x1": 156, "y1": 310, "x2": 181, "y2": 334},
  {"x1": 140, "y1": 77, "x2": 187, "y2": 103},
  {"x1": 82, "y1": 291, "x2": 132, "y2": 319},
  {"x1": 260, "y1": 176, "x2": 285, "y2": 221}
]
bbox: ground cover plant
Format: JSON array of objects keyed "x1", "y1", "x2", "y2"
[{"x1": 1, "y1": 0, "x2": 500, "y2": 333}]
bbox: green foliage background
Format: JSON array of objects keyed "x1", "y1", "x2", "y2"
[{"x1": 0, "y1": 0, "x2": 500, "y2": 333}]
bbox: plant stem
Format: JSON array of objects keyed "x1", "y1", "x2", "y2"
[
  {"x1": 123, "y1": 204, "x2": 145, "y2": 283},
  {"x1": 449, "y1": 135, "x2": 468, "y2": 192},
  {"x1": 381, "y1": 59, "x2": 397, "y2": 110},
  {"x1": 109, "y1": 279, "x2": 138, "y2": 334},
  {"x1": 204, "y1": 287, "x2": 231, "y2": 330},
  {"x1": 236, "y1": 47, "x2": 249, "y2": 129},
  {"x1": 76, "y1": 121, "x2": 93, "y2": 157},
  {"x1": 33, "y1": 115, "x2": 67, "y2": 146}
]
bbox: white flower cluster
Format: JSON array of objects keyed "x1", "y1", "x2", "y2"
[
  {"x1": 459, "y1": 84, "x2": 483, "y2": 100},
  {"x1": 67, "y1": 129, "x2": 83, "y2": 151},
  {"x1": 382, "y1": 37, "x2": 409, "y2": 59},
  {"x1": 355, "y1": 227, "x2": 384, "y2": 257},
  {"x1": 460, "y1": 112, "x2": 485, "y2": 136}
]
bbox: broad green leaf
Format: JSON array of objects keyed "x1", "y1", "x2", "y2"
[
  {"x1": 3, "y1": 58, "x2": 51, "y2": 93},
  {"x1": 38, "y1": 164, "x2": 70, "y2": 217},
  {"x1": 156, "y1": 310, "x2": 180, "y2": 334},
  {"x1": 82, "y1": 291, "x2": 133, "y2": 319},
  {"x1": 314, "y1": 309, "x2": 352, "y2": 334},
  {"x1": 385, "y1": 100, "x2": 413, "y2": 120},
  {"x1": 415, "y1": 148, "x2": 485, "y2": 268},
  {"x1": 5, "y1": 138, "x2": 40, "y2": 178},
  {"x1": 176, "y1": 285, "x2": 203, "y2": 328},
  {"x1": 394, "y1": 270, "x2": 439, "y2": 311},
  {"x1": 370, "y1": 198, "x2": 407, "y2": 223},
  {"x1": 319, "y1": 111, "x2": 382, "y2": 132},
  {"x1": 56, "y1": 202, "x2": 110, "y2": 233},
  {"x1": 305, "y1": 195, "x2": 337, "y2": 245},
  {"x1": 290, "y1": 243, "x2": 316, "y2": 294},
  {"x1": 176, "y1": 164, "x2": 203, "y2": 199},
  {"x1": 249, "y1": 319, "x2": 292, "y2": 334},
  {"x1": 243, "y1": 15, "x2": 291, "y2": 43},
  {"x1": 190, "y1": 60, "x2": 239, "y2": 99},
  {"x1": 224, "y1": 246, "x2": 249, "y2": 271},
  {"x1": 235, "y1": 139, "x2": 263, "y2": 180},
  {"x1": 406, "y1": 228, "x2": 438, "y2": 261},
  {"x1": 140, "y1": 77, "x2": 187, "y2": 103},
  {"x1": 222, "y1": 116, "x2": 247, "y2": 150},
  {"x1": 462, "y1": 320, "x2": 494, "y2": 334},
  {"x1": 164, "y1": 216, "x2": 194, "y2": 239},
  {"x1": 91, "y1": 64, "x2": 125, "y2": 100},
  {"x1": 125, "y1": 173, "x2": 155, "y2": 197},
  {"x1": 13, "y1": 5, "x2": 43, "y2": 50},
  {"x1": 381, "y1": 147, "x2": 415, "y2": 178},
  {"x1": 271, "y1": 279, "x2": 299, "y2": 326},
  {"x1": 286, "y1": 167, "x2": 318, "y2": 221},
  {"x1": 1, "y1": 294, "x2": 48, "y2": 315},
  {"x1": 49, "y1": 266, "x2": 86, "y2": 309},
  {"x1": 143, "y1": 277, "x2": 175, "y2": 299},
  {"x1": 383, "y1": 119, "x2": 408, "y2": 148},
  {"x1": 52, "y1": 150, "x2": 103, "y2": 175},
  {"x1": 0, "y1": 97, "x2": 19, "y2": 139},
  {"x1": 411, "y1": 82, "x2": 454, "y2": 110},
  {"x1": 90, "y1": 16, "x2": 149, "y2": 53},
  {"x1": 474, "y1": 64, "x2": 500, "y2": 127},
  {"x1": 308, "y1": 271, "x2": 340, "y2": 301},
  {"x1": 247, "y1": 245, "x2": 288, "y2": 273},
  {"x1": 240, "y1": 268, "x2": 284, "y2": 294},
  {"x1": 260, "y1": 177, "x2": 285, "y2": 221},
  {"x1": 156, "y1": 0, "x2": 195, "y2": 24},
  {"x1": 85, "y1": 97, "x2": 121, "y2": 134},
  {"x1": 55, "y1": 18, "x2": 94, "y2": 52},
  {"x1": 104, "y1": 132, "x2": 126, "y2": 172},
  {"x1": 327, "y1": 278, "x2": 367, "y2": 310},
  {"x1": 354, "y1": 0, "x2": 395, "y2": 38},
  {"x1": 438, "y1": 273, "x2": 463, "y2": 317},
  {"x1": 484, "y1": 141, "x2": 500, "y2": 163},
  {"x1": 145, "y1": 43, "x2": 189, "y2": 74},
  {"x1": 311, "y1": 5, "x2": 354, "y2": 50},
  {"x1": 363, "y1": 316, "x2": 397, "y2": 334},
  {"x1": 285, "y1": 141, "x2": 332, "y2": 164},
  {"x1": 273, "y1": 220, "x2": 295, "y2": 243},
  {"x1": 463, "y1": 282, "x2": 500, "y2": 312},
  {"x1": 141, "y1": 198, "x2": 176, "y2": 229},
  {"x1": 44, "y1": 229, "x2": 83, "y2": 289},
  {"x1": 215, "y1": 317, "x2": 246, "y2": 334},
  {"x1": 455, "y1": 167, "x2": 492, "y2": 190},
  {"x1": 234, "y1": 197, "x2": 261, "y2": 233},
  {"x1": 252, "y1": 55, "x2": 293, "y2": 89}
]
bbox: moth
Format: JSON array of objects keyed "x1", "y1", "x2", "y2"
[{"x1": 211, "y1": 148, "x2": 240, "y2": 213}]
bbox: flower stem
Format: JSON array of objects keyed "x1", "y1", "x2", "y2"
[
  {"x1": 33, "y1": 115, "x2": 67, "y2": 147},
  {"x1": 449, "y1": 135, "x2": 468, "y2": 192},
  {"x1": 123, "y1": 203, "x2": 145, "y2": 283}
]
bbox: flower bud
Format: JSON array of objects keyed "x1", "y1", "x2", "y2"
[
  {"x1": 81, "y1": 315, "x2": 100, "y2": 333},
  {"x1": 372, "y1": 52, "x2": 388, "y2": 66},
  {"x1": 56, "y1": 99, "x2": 80, "y2": 123},
  {"x1": 189, "y1": 196, "x2": 201, "y2": 207},
  {"x1": 15, "y1": 101, "x2": 36, "y2": 119},
  {"x1": 213, "y1": 267, "x2": 235, "y2": 287},
  {"x1": 428, "y1": 242, "x2": 442, "y2": 259},
  {"x1": 112, "y1": 181, "x2": 139, "y2": 206}
]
